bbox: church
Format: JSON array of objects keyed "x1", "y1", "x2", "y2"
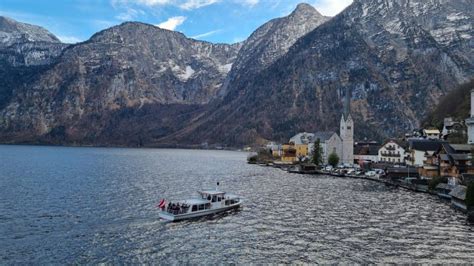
[{"x1": 340, "y1": 87, "x2": 354, "y2": 165}]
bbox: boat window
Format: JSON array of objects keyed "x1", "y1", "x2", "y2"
[
  {"x1": 205, "y1": 203, "x2": 211, "y2": 209},
  {"x1": 230, "y1": 200, "x2": 235, "y2": 204},
  {"x1": 212, "y1": 195, "x2": 217, "y2": 202},
  {"x1": 217, "y1": 197, "x2": 221, "y2": 202},
  {"x1": 207, "y1": 195, "x2": 211, "y2": 200},
  {"x1": 225, "y1": 200, "x2": 230, "y2": 206},
  {"x1": 199, "y1": 204, "x2": 205, "y2": 210},
  {"x1": 192, "y1": 205, "x2": 197, "y2": 212}
]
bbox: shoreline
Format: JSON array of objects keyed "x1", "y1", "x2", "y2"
[{"x1": 255, "y1": 162, "x2": 473, "y2": 219}]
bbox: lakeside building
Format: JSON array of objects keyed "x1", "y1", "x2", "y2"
[
  {"x1": 437, "y1": 143, "x2": 472, "y2": 178},
  {"x1": 289, "y1": 132, "x2": 314, "y2": 160},
  {"x1": 378, "y1": 139, "x2": 407, "y2": 164},
  {"x1": 419, "y1": 143, "x2": 473, "y2": 179},
  {"x1": 281, "y1": 143, "x2": 297, "y2": 163},
  {"x1": 266, "y1": 142, "x2": 281, "y2": 157},
  {"x1": 355, "y1": 141, "x2": 380, "y2": 164},
  {"x1": 288, "y1": 131, "x2": 342, "y2": 164},
  {"x1": 442, "y1": 117, "x2": 465, "y2": 140},
  {"x1": 407, "y1": 139, "x2": 445, "y2": 167},
  {"x1": 466, "y1": 88, "x2": 474, "y2": 144},
  {"x1": 313, "y1": 131, "x2": 342, "y2": 164},
  {"x1": 450, "y1": 185, "x2": 468, "y2": 211},
  {"x1": 423, "y1": 129, "x2": 441, "y2": 140}
]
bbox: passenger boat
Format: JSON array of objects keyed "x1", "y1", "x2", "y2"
[{"x1": 158, "y1": 188, "x2": 243, "y2": 222}]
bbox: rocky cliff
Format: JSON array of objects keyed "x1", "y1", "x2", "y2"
[
  {"x1": 221, "y1": 3, "x2": 329, "y2": 95},
  {"x1": 0, "y1": 21, "x2": 241, "y2": 144},
  {"x1": 0, "y1": 0, "x2": 473, "y2": 147},
  {"x1": 160, "y1": 0, "x2": 473, "y2": 146}
]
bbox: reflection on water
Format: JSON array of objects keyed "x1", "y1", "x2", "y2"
[{"x1": 0, "y1": 145, "x2": 473, "y2": 263}]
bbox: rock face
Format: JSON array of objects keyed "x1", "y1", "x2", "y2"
[
  {"x1": 0, "y1": 21, "x2": 241, "y2": 144},
  {"x1": 0, "y1": 0, "x2": 473, "y2": 147},
  {"x1": 161, "y1": 0, "x2": 473, "y2": 146},
  {"x1": 0, "y1": 16, "x2": 68, "y2": 111},
  {"x1": 221, "y1": 3, "x2": 329, "y2": 95},
  {"x1": 0, "y1": 16, "x2": 67, "y2": 67}
]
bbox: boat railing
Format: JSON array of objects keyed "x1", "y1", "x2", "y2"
[{"x1": 166, "y1": 203, "x2": 190, "y2": 215}]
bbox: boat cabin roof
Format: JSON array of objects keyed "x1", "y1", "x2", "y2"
[{"x1": 198, "y1": 190, "x2": 226, "y2": 196}]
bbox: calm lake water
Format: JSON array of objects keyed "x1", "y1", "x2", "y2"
[{"x1": 1, "y1": 145, "x2": 473, "y2": 264}]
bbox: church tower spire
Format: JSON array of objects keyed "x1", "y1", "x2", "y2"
[
  {"x1": 340, "y1": 86, "x2": 354, "y2": 165},
  {"x1": 344, "y1": 86, "x2": 350, "y2": 119}
]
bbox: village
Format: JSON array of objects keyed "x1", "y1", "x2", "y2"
[{"x1": 249, "y1": 89, "x2": 474, "y2": 221}]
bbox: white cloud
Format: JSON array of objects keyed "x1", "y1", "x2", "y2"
[
  {"x1": 191, "y1": 29, "x2": 222, "y2": 39},
  {"x1": 156, "y1": 16, "x2": 187, "y2": 30},
  {"x1": 112, "y1": 0, "x2": 220, "y2": 10},
  {"x1": 238, "y1": 0, "x2": 259, "y2": 7},
  {"x1": 114, "y1": 0, "x2": 172, "y2": 7},
  {"x1": 179, "y1": 0, "x2": 220, "y2": 10},
  {"x1": 314, "y1": 0, "x2": 353, "y2": 16},
  {"x1": 58, "y1": 35, "x2": 83, "y2": 44},
  {"x1": 115, "y1": 8, "x2": 145, "y2": 21}
]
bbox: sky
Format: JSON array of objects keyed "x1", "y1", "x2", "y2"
[{"x1": 0, "y1": 0, "x2": 353, "y2": 44}]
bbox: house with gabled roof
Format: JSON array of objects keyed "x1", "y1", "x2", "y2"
[
  {"x1": 378, "y1": 139, "x2": 407, "y2": 164},
  {"x1": 407, "y1": 139, "x2": 446, "y2": 167},
  {"x1": 289, "y1": 131, "x2": 342, "y2": 164}
]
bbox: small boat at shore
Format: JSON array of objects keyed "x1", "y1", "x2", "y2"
[{"x1": 158, "y1": 186, "x2": 243, "y2": 222}]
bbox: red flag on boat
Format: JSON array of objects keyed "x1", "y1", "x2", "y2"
[{"x1": 158, "y1": 199, "x2": 166, "y2": 209}]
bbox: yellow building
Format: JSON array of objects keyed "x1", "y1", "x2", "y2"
[
  {"x1": 295, "y1": 144, "x2": 309, "y2": 158},
  {"x1": 281, "y1": 143, "x2": 297, "y2": 162}
]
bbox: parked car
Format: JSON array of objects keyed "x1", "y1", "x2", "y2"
[{"x1": 365, "y1": 171, "x2": 376, "y2": 177}]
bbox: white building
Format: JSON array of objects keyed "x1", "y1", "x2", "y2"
[
  {"x1": 290, "y1": 132, "x2": 315, "y2": 145},
  {"x1": 378, "y1": 140, "x2": 406, "y2": 164},
  {"x1": 423, "y1": 129, "x2": 441, "y2": 140},
  {"x1": 311, "y1": 131, "x2": 342, "y2": 165},
  {"x1": 289, "y1": 131, "x2": 342, "y2": 164},
  {"x1": 466, "y1": 89, "x2": 474, "y2": 144},
  {"x1": 407, "y1": 139, "x2": 445, "y2": 167}
]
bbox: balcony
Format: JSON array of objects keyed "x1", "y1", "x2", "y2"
[{"x1": 381, "y1": 152, "x2": 401, "y2": 157}]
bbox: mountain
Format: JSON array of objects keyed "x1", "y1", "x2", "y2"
[
  {"x1": 0, "y1": 16, "x2": 67, "y2": 67},
  {"x1": 0, "y1": 20, "x2": 242, "y2": 145},
  {"x1": 1, "y1": 1, "x2": 473, "y2": 147},
  {"x1": 0, "y1": 5, "x2": 330, "y2": 146},
  {"x1": 160, "y1": 0, "x2": 474, "y2": 146},
  {"x1": 220, "y1": 3, "x2": 329, "y2": 95},
  {"x1": 0, "y1": 16, "x2": 68, "y2": 111}
]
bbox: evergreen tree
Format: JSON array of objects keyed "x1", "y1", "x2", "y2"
[
  {"x1": 466, "y1": 182, "x2": 474, "y2": 210},
  {"x1": 328, "y1": 152, "x2": 339, "y2": 168},
  {"x1": 312, "y1": 138, "x2": 323, "y2": 166}
]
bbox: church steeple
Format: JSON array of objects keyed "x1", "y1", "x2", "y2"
[
  {"x1": 340, "y1": 86, "x2": 354, "y2": 165},
  {"x1": 343, "y1": 86, "x2": 351, "y2": 120}
]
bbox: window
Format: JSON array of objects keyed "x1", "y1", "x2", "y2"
[
  {"x1": 212, "y1": 195, "x2": 216, "y2": 202},
  {"x1": 217, "y1": 197, "x2": 221, "y2": 202},
  {"x1": 347, "y1": 126, "x2": 351, "y2": 130},
  {"x1": 192, "y1": 205, "x2": 197, "y2": 212},
  {"x1": 199, "y1": 204, "x2": 204, "y2": 210},
  {"x1": 225, "y1": 200, "x2": 230, "y2": 206},
  {"x1": 205, "y1": 203, "x2": 211, "y2": 209}
]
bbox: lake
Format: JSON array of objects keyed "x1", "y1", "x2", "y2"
[{"x1": 1, "y1": 145, "x2": 473, "y2": 263}]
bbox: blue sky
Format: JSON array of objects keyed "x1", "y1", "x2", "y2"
[{"x1": 0, "y1": 0, "x2": 352, "y2": 44}]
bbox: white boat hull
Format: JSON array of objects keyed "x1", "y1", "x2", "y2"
[{"x1": 159, "y1": 201, "x2": 243, "y2": 222}]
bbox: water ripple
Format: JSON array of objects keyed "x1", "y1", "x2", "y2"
[{"x1": 0, "y1": 145, "x2": 473, "y2": 264}]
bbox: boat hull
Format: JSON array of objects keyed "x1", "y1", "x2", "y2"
[{"x1": 159, "y1": 202, "x2": 243, "y2": 222}]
